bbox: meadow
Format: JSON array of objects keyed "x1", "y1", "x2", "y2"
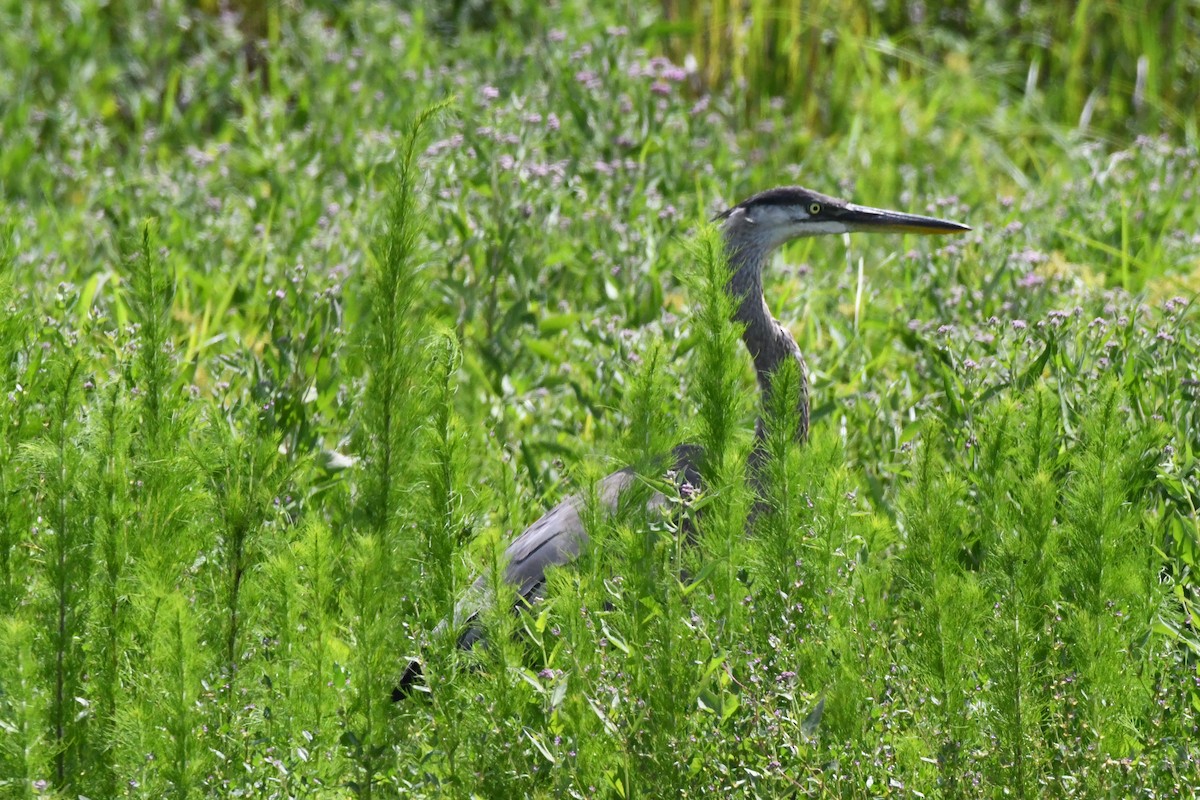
[{"x1": 2, "y1": 1, "x2": 1200, "y2": 797}]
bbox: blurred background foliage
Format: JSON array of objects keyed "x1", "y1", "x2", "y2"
[{"x1": 662, "y1": 0, "x2": 1200, "y2": 138}]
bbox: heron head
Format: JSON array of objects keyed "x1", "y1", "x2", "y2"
[{"x1": 714, "y1": 185, "x2": 970, "y2": 253}]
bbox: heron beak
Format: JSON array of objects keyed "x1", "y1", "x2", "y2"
[{"x1": 842, "y1": 203, "x2": 971, "y2": 235}]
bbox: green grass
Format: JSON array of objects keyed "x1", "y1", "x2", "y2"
[{"x1": 2, "y1": 1, "x2": 1199, "y2": 797}]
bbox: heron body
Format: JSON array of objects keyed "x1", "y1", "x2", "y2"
[
  {"x1": 452, "y1": 442, "x2": 704, "y2": 650},
  {"x1": 401, "y1": 186, "x2": 969, "y2": 687}
]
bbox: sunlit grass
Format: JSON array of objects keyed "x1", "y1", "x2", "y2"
[{"x1": 1, "y1": 0, "x2": 1198, "y2": 796}]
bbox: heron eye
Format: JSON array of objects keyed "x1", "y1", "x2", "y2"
[{"x1": 808, "y1": 202, "x2": 822, "y2": 215}]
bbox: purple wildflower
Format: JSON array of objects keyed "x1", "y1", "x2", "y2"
[{"x1": 574, "y1": 70, "x2": 601, "y2": 89}]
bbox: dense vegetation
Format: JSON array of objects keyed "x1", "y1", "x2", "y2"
[{"x1": 2, "y1": 1, "x2": 1199, "y2": 797}]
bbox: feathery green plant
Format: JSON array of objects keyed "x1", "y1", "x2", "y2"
[
  {"x1": 896, "y1": 430, "x2": 985, "y2": 793},
  {"x1": 126, "y1": 225, "x2": 176, "y2": 448},
  {"x1": 122, "y1": 225, "x2": 205, "y2": 613},
  {"x1": 0, "y1": 262, "x2": 36, "y2": 617},
  {"x1": 346, "y1": 99, "x2": 448, "y2": 797},
  {"x1": 199, "y1": 415, "x2": 293, "y2": 785},
  {"x1": 0, "y1": 618, "x2": 45, "y2": 798},
  {"x1": 407, "y1": 332, "x2": 473, "y2": 790},
  {"x1": 592, "y1": 344, "x2": 694, "y2": 796},
  {"x1": 421, "y1": 334, "x2": 468, "y2": 630},
  {"x1": 147, "y1": 590, "x2": 204, "y2": 799},
  {"x1": 80, "y1": 381, "x2": 134, "y2": 799},
  {"x1": 1057, "y1": 384, "x2": 1164, "y2": 757},
  {"x1": 357, "y1": 100, "x2": 450, "y2": 540},
  {"x1": 262, "y1": 517, "x2": 346, "y2": 784},
  {"x1": 976, "y1": 391, "x2": 1062, "y2": 797},
  {"x1": 685, "y1": 225, "x2": 746, "y2": 477},
  {"x1": 19, "y1": 357, "x2": 89, "y2": 789},
  {"x1": 686, "y1": 224, "x2": 754, "y2": 661}
]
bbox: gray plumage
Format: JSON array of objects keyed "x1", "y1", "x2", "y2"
[
  {"x1": 395, "y1": 186, "x2": 968, "y2": 693},
  {"x1": 453, "y1": 443, "x2": 703, "y2": 650}
]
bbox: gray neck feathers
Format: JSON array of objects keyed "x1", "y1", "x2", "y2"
[{"x1": 725, "y1": 239, "x2": 811, "y2": 445}]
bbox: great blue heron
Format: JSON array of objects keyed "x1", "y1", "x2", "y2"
[{"x1": 397, "y1": 186, "x2": 969, "y2": 693}]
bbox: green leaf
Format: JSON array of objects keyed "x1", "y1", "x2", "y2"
[
  {"x1": 523, "y1": 727, "x2": 557, "y2": 764},
  {"x1": 538, "y1": 312, "x2": 581, "y2": 334},
  {"x1": 550, "y1": 673, "x2": 569, "y2": 709}
]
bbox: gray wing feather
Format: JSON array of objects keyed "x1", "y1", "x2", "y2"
[
  {"x1": 454, "y1": 444, "x2": 702, "y2": 648},
  {"x1": 453, "y1": 466, "x2": 638, "y2": 647},
  {"x1": 501, "y1": 465, "x2": 639, "y2": 599}
]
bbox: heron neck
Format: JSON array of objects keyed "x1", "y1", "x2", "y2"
[{"x1": 727, "y1": 242, "x2": 811, "y2": 445}]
